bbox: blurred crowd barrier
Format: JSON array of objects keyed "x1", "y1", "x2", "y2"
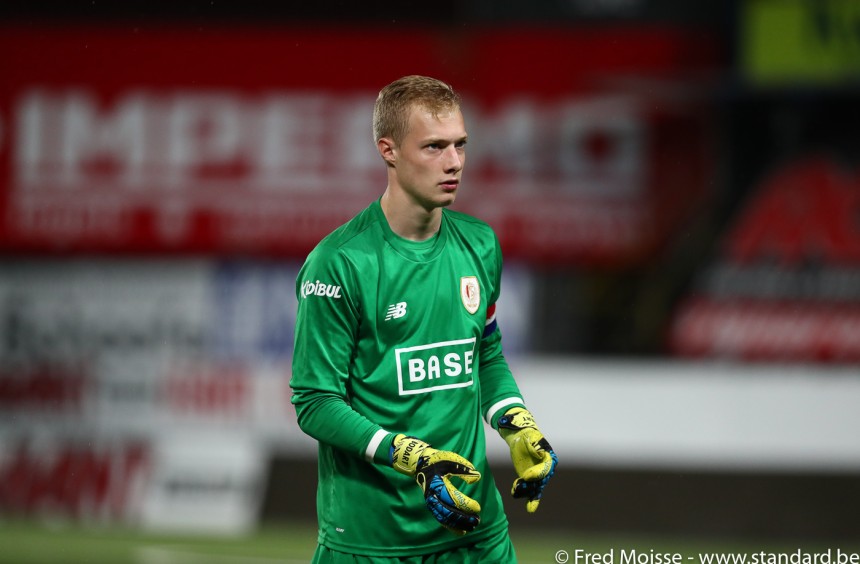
[{"x1": 0, "y1": 260, "x2": 305, "y2": 532}]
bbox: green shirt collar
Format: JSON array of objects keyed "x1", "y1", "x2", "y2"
[{"x1": 372, "y1": 199, "x2": 448, "y2": 262}]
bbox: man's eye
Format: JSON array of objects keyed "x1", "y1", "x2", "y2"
[{"x1": 455, "y1": 140, "x2": 467, "y2": 149}]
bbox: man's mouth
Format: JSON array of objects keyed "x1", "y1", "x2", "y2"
[{"x1": 440, "y1": 180, "x2": 459, "y2": 191}]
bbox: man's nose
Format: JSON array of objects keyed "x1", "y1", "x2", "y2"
[{"x1": 443, "y1": 146, "x2": 463, "y2": 173}]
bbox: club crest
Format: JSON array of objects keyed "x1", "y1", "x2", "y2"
[{"x1": 460, "y1": 276, "x2": 480, "y2": 314}]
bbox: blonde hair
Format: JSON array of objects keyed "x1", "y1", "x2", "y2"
[{"x1": 372, "y1": 75, "x2": 461, "y2": 145}]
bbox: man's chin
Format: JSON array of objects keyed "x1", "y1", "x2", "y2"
[
  {"x1": 417, "y1": 192, "x2": 457, "y2": 212},
  {"x1": 437, "y1": 192, "x2": 457, "y2": 207}
]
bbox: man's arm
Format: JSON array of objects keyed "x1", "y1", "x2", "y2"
[
  {"x1": 292, "y1": 390, "x2": 394, "y2": 464},
  {"x1": 477, "y1": 235, "x2": 558, "y2": 512},
  {"x1": 478, "y1": 319, "x2": 526, "y2": 427},
  {"x1": 477, "y1": 235, "x2": 526, "y2": 426},
  {"x1": 290, "y1": 246, "x2": 393, "y2": 464}
]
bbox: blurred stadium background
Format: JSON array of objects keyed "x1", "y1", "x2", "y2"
[{"x1": 1, "y1": 0, "x2": 859, "y2": 562}]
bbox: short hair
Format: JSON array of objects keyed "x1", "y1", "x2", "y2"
[{"x1": 372, "y1": 75, "x2": 461, "y2": 145}]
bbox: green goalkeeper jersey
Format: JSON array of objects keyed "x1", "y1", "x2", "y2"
[{"x1": 290, "y1": 199, "x2": 526, "y2": 556}]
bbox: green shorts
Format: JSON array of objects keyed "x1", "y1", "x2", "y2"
[{"x1": 311, "y1": 529, "x2": 517, "y2": 563}]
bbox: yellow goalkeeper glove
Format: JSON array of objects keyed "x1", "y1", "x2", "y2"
[
  {"x1": 497, "y1": 407, "x2": 558, "y2": 513},
  {"x1": 390, "y1": 434, "x2": 482, "y2": 535}
]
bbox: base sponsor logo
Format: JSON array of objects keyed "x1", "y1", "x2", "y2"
[{"x1": 395, "y1": 338, "x2": 476, "y2": 396}]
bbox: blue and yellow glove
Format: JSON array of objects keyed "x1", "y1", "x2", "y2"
[
  {"x1": 497, "y1": 407, "x2": 558, "y2": 513},
  {"x1": 390, "y1": 434, "x2": 482, "y2": 535}
]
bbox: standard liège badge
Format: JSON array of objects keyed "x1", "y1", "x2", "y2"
[{"x1": 460, "y1": 276, "x2": 480, "y2": 314}]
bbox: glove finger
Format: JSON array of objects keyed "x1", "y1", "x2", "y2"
[
  {"x1": 510, "y1": 429, "x2": 549, "y2": 475},
  {"x1": 425, "y1": 494, "x2": 480, "y2": 535},
  {"x1": 511, "y1": 476, "x2": 544, "y2": 500},
  {"x1": 422, "y1": 453, "x2": 482, "y2": 487},
  {"x1": 511, "y1": 450, "x2": 558, "y2": 511},
  {"x1": 511, "y1": 478, "x2": 544, "y2": 513},
  {"x1": 517, "y1": 450, "x2": 558, "y2": 491},
  {"x1": 438, "y1": 475, "x2": 482, "y2": 515},
  {"x1": 438, "y1": 462, "x2": 482, "y2": 485},
  {"x1": 429, "y1": 493, "x2": 480, "y2": 527},
  {"x1": 449, "y1": 468, "x2": 481, "y2": 485},
  {"x1": 424, "y1": 452, "x2": 481, "y2": 476},
  {"x1": 519, "y1": 449, "x2": 555, "y2": 482}
]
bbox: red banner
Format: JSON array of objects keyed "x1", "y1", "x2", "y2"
[
  {"x1": 0, "y1": 440, "x2": 150, "y2": 520},
  {"x1": 0, "y1": 25, "x2": 719, "y2": 265},
  {"x1": 671, "y1": 298, "x2": 860, "y2": 362},
  {"x1": 669, "y1": 158, "x2": 860, "y2": 362}
]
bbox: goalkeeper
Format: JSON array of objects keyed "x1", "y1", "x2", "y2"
[{"x1": 290, "y1": 75, "x2": 558, "y2": 563}]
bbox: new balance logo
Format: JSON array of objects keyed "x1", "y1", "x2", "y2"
[{"x1": 385, "y1": 302, "x2": 407, "y2": 320}]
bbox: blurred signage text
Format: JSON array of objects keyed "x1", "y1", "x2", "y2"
[
  {"x1": 670, "y1": 158, "x2": 860, "y2": 362},
  {"x1": 0, "y1": 25, "x2": 719, "y2": 266}
]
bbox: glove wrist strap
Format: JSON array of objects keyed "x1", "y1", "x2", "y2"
[
  {"x1": 390, "y1": 434, "x2": 432, "y2": 476},
  {"x1": 497, "y1": 407, "x2": 539, "y2": 441}
]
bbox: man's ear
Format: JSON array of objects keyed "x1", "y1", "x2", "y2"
[{"x1": 377, "y1": 137, "x2": 397, "y2": 167}]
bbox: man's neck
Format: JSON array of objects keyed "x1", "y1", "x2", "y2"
[{"x1": 380, "y1": 189, "x2": 442, "y2": 242}]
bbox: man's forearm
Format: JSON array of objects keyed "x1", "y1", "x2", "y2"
[{"x1": 294, "y1": 390, "x2": 391, "y2": 463}]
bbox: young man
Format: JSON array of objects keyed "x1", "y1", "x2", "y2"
[{"x1": 290, "y1": 75, "x2": 557, "y2": 563}]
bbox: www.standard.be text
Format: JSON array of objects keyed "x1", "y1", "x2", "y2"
[{"x1": 573, "y1": 548, "x2": 859, "y2": 564}]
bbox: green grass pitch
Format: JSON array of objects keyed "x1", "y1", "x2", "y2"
[{"x1": 0, "y1": 520, "x2": 857, "y2": 563}]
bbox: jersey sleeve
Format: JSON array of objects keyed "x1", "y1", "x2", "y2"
[
  {"x1": 478, "y1": 232, "x2": 526, "y2": 428},
  {"x1": 290, "y1": 245, "x2": 393, "y2": 465}
]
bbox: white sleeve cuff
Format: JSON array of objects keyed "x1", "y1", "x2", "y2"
[
  {"x1": 365, "y1": 429, "x2": 391, "y2": 463},
  {"x1": 484, "y1": 397, "x2": 524, "y2": 426}
]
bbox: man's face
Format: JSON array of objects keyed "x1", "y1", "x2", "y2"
[{"x1": 391, "y1": 104, "x2": 467, "y2": 211}]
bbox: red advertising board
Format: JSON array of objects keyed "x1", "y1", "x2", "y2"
[
  {"x1": 670, "y1": 158, "x2": 860, "y2": 362},
  {"x1": 0, "y1": 440, "x2": 150, "y2": 520},
  {"x1": 0, "y1": 25, "x2": 719, "y2": 265}
]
